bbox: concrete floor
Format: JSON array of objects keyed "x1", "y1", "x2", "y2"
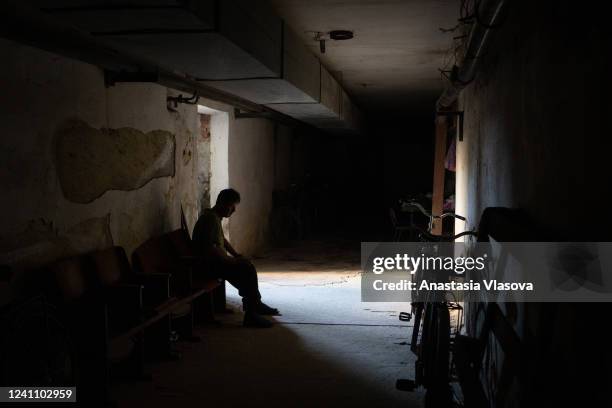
[{"x1": 112, "y1": 240, "x2": 424, "y2": 407}]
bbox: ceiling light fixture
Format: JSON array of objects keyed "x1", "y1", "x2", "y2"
[
  {"x1": 329, "y1": 30, "x2": 354, "y2": 41},
  {"x1": 309, "y1": 30, "x2": 354, "y2": 54}
]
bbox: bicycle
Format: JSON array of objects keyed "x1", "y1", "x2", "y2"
[
  {"x1": 398, "y1": 198, "x2": 476, "y2": 237},
  {"x1": 395, "y1": 200, "x2": 478, "y2": 407}
]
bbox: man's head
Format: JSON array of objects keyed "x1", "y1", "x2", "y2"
[{"x1": 215, "y1": 188, "x2": 241, "y2": 218}]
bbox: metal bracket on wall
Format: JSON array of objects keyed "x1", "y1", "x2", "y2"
[
  {"x1": 104, "y1": 70, "x2": 160, "y2": 87},
  {"x1": 437, "y1": 110, "x2": 464, "y2": 141},
  {"x1": 167, "y1": 91, "x2": 199, "y2": 112}
]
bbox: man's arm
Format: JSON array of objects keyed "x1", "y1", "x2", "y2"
[
  {"x1": 203, "y1": 243, "x2": 245, "y2": 267},
  {"x1": 223, "y1": 238, "x2": 242, "y2": 258}
]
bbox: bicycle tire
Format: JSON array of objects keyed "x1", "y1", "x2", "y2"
[
  {"x1": 424, "y1": 384, "x2": 453, "y2": 408},
  {"x1": 432, "y1": 304, "x2": 451, "y2": 385},
  {"x1": 410, "y1": 302, "x2": 423, "y2": 354},
  {"x1": 420, "y1": 303, "x2": 435, "y2": 386},
  {"x1": 422, "y1": 303, "x2": 451, "y2": 388}
]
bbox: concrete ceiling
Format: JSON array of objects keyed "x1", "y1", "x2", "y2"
[{"x1": 268, "y1": 0, "x2": 459, "y2": 115}]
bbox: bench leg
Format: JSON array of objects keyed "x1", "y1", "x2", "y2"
[
  {"x1": 144, "y1": 316, "x2": 180, "y2": 360},
  {"x1": 130, "y1": 333, "x2": 151, "y2": 380},
  {"x1": 109, "y1": 334, "x2": 152, "y2": 382},
  {"x1": 172, "y1": 307, "x2": 201, "y2": 342}
]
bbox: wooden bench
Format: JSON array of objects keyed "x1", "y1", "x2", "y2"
[
  {"x1": 30, "y1": 247, "x2": 176, "y2": 403},
  {"x1": 88, "y1": 246, "x2": 175, "y2": 366},
  {"x1": 1, "y1": 231, "x2": 223, "y2": 402},
  {"x1": 132, "y1": 229, "x2": 224, "y2": 334},
  {"x1": 44, "y1": 255, "x2": 111, "y2": 406}
]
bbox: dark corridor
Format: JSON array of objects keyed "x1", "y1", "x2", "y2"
[{"x1": 1, "y1": 1, "x2": 611, "y2": 407}]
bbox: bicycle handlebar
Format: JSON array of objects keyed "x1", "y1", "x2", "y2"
[
  {"x1": 438, "y1": 212, "x2": 466, "y2": 221},
  {"x1": 401, "y1": 201, "x2": 430, "y2": 217},
  {"x1": 399, "y1": 199, "x2": 475, "y2": 239},
  {"x1": 411, "y1": 224, "x2": 478, "y2": 242},
  {"x1": 400, "y1": 200, "x2": 466, "y2": 221},
  {"x1": 423, "y1": 229, "x2": 479, "y2": 241}
]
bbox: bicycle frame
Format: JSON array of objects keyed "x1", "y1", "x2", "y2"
[{"x1": 396, "y1": 213, "x2": 477, "y2": 407}]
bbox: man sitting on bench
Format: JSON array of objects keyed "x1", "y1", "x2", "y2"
[{"x1": 193, "y1": 188, "x2": 280, "y2": 328}]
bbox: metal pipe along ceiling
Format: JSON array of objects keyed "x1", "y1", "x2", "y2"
[{"x1": 436, "y1": 0, "x2": 508, "y2": 110}]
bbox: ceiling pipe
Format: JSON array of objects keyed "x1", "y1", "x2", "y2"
[{"x1": 436, "y1": 0, "x2": 508, "y2": 110}]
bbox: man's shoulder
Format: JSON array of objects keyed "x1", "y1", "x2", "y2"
[
  {"x1": 193, "y1": 209, "x2": 223, "y2": 247},
  {"x1": 194, "y1": 209, "x2": 220, "y2": 231},
  {"x1": 198, "y1": 208, "x2": 218, "y2": 221}
]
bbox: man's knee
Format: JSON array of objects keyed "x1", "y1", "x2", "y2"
[{"x1": 238, "y1": 260, "x2": 257, "y2": 276}]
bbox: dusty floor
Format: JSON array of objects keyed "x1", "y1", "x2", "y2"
[{"x1": 112, "y1": 240, "x2": 423, "y2": 407}]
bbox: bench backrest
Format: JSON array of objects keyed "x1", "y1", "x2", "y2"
[
  {"x1": 132, "y1": 228, "x2": 197, "y2": 274},
  {"x1": 89, "y1": 246, "x2": 131, "y2": 287},
  {"x1": 132, "y1": 235, "x2": 177, "y2": 274},
  {"x1": 166, "y1": 229, "x2": 195, "y2": 258},
  {"x1": 48, "y1": 256, "x2": 89, "y2": 303}
]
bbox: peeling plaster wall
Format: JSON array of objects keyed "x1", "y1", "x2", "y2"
[
  {"x1": 55, "y1": 120, "x2": 175, "y2": 203},
  {"x1": 0, "y1": 38, "x2": 203, "y2": 271}
]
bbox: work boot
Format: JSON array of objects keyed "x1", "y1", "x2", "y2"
[
  {"x1": 243, "y1": 312, "x2": 273, "y2": 328},
  {"x1": 256, "y1": 302, "x2": 281, "y2": 316},
  {"x1": 242, "y1": 297, "x2": 273, "y2": 328},
  {"x1": 243, "y1": 297, "x2": 280, "y2": 316}
]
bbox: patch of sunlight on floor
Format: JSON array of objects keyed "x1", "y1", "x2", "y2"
[{"x1": 112, "y1": 241, "x2": 424, "y2": 407}]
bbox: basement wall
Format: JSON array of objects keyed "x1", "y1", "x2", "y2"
[
  {"x1": 0, "y1": 38, "x2": 204, "y2": 272},
  {"x1": 457, "y1": 3, "x2": 609, "y2": 238},
  {"x1": 0, "y1": 38, "x2": 292, "y2": 274},
  {"x1": 228, "y1": 118, "x2": 276, "y2": 256},
  {"x1": 456, "y1": 3, "x2": 611, "y2": 405}
]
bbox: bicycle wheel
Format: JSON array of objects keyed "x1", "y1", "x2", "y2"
[
  {"x1": 432, "y1": 304, "x2": 451, "y2": 384},
  {"x1": 418, "y1": 302, "x2": 435, "y2": 386},
  {"x1": 410, "y1": 302, "x2": 423, "y2": 354},
  {"x1": 423, "y1": 304, "x2": 453, "y2": 408},
  {"x1": 422, "y1": 303, "x2": 451, "y2": 387},
  {"x1": 425, "y1": 384, "x2": 453, "y2": 408}
]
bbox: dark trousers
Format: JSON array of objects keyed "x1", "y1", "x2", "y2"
[{"x1": 207, "y1": 259, "x2": 261, "y2": 304}]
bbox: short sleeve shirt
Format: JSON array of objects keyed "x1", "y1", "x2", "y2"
[{"x1": 193, "y1": 209, "x2": 225, "y2": 254}]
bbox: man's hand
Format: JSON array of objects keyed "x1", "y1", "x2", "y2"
[
  {"x1": 208, "y1": 239, "x2": 250, "y2": 266},
  {"x1": 223, "y1": 238, "x2": 241, "y2": 258},
  {"x1": 206, "y1": 244, "x2": 234, "y2": 262}
]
